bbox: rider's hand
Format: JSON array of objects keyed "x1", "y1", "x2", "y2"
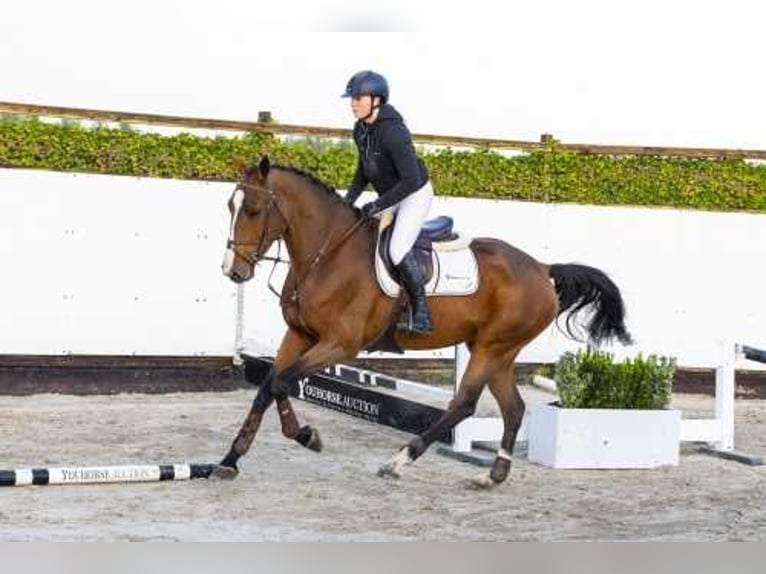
[{"x1": 360, "y1": 201, "x2": 382, "y2": 218}]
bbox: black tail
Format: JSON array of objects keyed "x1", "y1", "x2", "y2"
[{"x1": 549, "y1": 263, "x2": 633, "y2": 346}]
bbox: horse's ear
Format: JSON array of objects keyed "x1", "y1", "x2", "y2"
[
  {"x1": 231, "y1": 156, "x2": 246, "y2": 177},
  {"x1": 258, "y1": 155, "x2": 271, "y2": 178}
]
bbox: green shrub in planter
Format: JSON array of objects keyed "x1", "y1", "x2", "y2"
[{"x1": 555, "y1": 350, "x2": 676, "y2": 409}]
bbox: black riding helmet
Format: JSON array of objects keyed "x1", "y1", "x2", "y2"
[{"x1": 341, "y1": 70, "x2": 389, "y2": 104}]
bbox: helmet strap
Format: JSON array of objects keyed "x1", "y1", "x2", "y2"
[{"x1": 361, "y1": 96, "x2": 382, "y2": 122}]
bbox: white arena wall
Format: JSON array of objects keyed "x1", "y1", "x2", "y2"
[
  {"x1": 0, "y1": 168, "x2": 238, "y2": 356},
  {"x1": 2, "y1": 167, "x2": 765, "y2": 369}
]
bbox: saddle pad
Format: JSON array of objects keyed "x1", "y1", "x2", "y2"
[{"x1": 374, "y1": 214, "x2": 480, "y2": 298}]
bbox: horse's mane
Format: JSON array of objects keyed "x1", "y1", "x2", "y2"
[{"x1": 246, "y1": 162, "x2": 354, "y2": 212}]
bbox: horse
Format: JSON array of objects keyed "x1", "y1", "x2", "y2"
[{"x1": 218, "y1": 155, "x2": 632, "y2": 487}]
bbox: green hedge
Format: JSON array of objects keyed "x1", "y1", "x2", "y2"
[
  {"x1": 555, "y1": 350, "x2": 676, "y2": 410},
  {"x1": 2, "y1": 116, "x2": 765, "y2": 212}
]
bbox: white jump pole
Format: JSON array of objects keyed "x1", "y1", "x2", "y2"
[
  {"x1": 452, "y1": 343, "x2": 471, "y2": 452},
  {"x1": 0, "y1": 463, "x2": 216, "y2": 487},
  {"x1": 715, "y1": 340, "x2": 736, "y2": 452},
  {"x1": 697, "y1": 341, "x2": 762, "y2": 465}
]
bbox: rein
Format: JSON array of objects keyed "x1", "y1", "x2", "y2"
[{"x1": 228, "y1": 179, "x2": 366, "y2": 301}]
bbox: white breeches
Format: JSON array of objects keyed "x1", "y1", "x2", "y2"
[{"x1": 388, "y1": 181, "x2": 434, "y2": 265}]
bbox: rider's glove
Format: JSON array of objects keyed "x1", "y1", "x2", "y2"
[{"x1": 360, "y1": 201, "x2": 382, "y2": 219}]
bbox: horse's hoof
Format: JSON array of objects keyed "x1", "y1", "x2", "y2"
[
  {"x1": 377, "y1": 446, "x2": 412, "y2": 479},
  {"x1": 307, "y1": 428, "x2": 323, "y2": 452},
  {"x1": 469, "y1": 471, "x2": 496, "y2": 489},
  {"x1": 296, "y1": 426, "x2": 323, "y2": 453},
  {"x1": 211, "y1": 465, "x2": 239, "y2": 480},
  {"x1": 377, "y1": 464, "x2": 401, "y2": 479}
]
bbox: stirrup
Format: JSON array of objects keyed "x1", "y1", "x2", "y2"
[
  {"x1": 396, "y1": 306, "x2": 432, "y2": 335},
  {"x1": 395, "y1": 306, "x2": 413, "y2": 332},
  {"x1": 408, "y1": 321, "x2": 433, "y2": 335}
]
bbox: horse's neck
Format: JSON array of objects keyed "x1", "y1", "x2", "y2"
[{"x1": 277, "y1": 177, "x2": 353, "y2": 273}]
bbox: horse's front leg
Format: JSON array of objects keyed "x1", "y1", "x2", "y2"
[
  {"x1": 217, "y1": 333, "x2": 350, "y2": 478},
  {"x1": 275, "y1": 395, "x2": 323, "y2": 452},
  {"x1": 269, "y1": 338, "x2": 350, "y2": 397},
  {"x1": 216, "y1": 328, "x2": 315, "y2": 478},
  {"x1": 268, "y1": 337, "x2": 352, "y2": 453}
]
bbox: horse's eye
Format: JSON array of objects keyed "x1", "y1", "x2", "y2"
[{"x1": 243, "y1": 207, "x2": 260, "y2": 218}]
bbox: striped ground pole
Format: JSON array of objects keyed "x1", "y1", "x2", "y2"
[{"x1": 0, "y1": 463, "x2": 216, "y2": 487}]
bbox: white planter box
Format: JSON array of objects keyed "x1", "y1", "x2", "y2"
[{"x1": 528, "y1": 402, "x2": 681, "y2": 469}]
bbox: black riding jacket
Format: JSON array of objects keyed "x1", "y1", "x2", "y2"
[{"x1": 345, "y1": 104, "x2": 429, "y2": 211}]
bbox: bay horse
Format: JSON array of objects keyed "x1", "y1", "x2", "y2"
[{"x1": 218, "y1": 155, "x2": 632, "y2": 487}]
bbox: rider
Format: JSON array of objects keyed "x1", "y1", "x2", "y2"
[{"x1": 341, "y1": 70, "x2": 433, "y2": 335}]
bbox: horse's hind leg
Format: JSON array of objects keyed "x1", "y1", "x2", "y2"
[
  {"x1": 472, "y1": 357, "x2": 524, "y2": 488},
  {"x1": 378, "y1": 345, "x2": 497, "y2": 479}
]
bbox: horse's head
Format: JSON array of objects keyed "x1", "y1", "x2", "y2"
[{"x1": 222, "y1": 155, "x2": 288, "y2": 283}]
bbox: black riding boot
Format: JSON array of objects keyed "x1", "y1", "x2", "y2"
[{"x1": 395, "y1": 251, "x2": 433, "y2": 335}]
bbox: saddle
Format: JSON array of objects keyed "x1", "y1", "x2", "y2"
[
  {"x1": 377, "y1": 215, "x2": 458, "y2": 283},
  {"x1": 367, "y1": 213, "x2": 479, "y2": 354}
]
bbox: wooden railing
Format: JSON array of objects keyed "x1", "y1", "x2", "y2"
[{"x1": 2, "y1": 101, "x2": 765, "y2": 160}]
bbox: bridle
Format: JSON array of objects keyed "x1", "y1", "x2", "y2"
[
  {"x1": 227, "y1": 178, "x2": 367, "y2": 299},
  {"x1": 226, "y1": 181, "x2": 290, "y2": 266},
  {"x1": 226, "y1": 180, "x2": 291, "y2": 296}
]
